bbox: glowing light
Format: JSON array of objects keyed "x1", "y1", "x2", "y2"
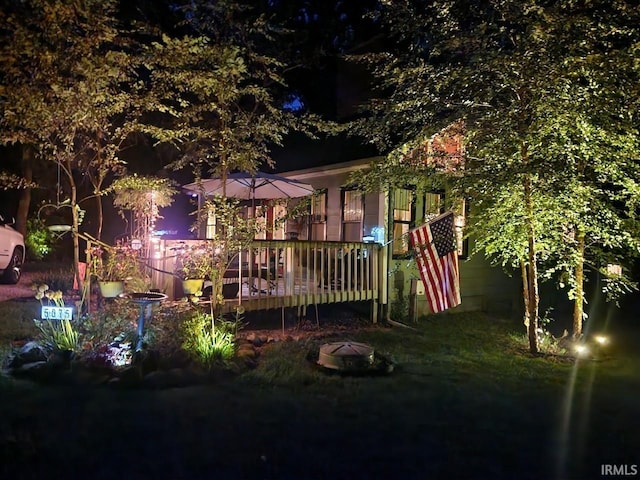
[
  {"x1": 575, "y1": 344, "x2": 589, "y2": 357},
  {"x1": 606, "y1": 264, "x2": 622, "y2": 276},
  {"x1": 371, "y1": 226, "x2": 385, "y2": 244},
  {"x1": 594, "y1": 335, "x2": 609, "y2": 345}
]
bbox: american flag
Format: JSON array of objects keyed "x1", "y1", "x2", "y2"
[{"x1": 410, "y1": 211, "x2": 461, "y2": 313}]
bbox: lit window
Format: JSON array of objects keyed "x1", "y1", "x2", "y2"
[
  {"x1": 392, "y1": 188, "x2": 413, "y2": 255},
  {"x1": 342, "y1": 190, "x2": 363, "y2": 222},
  {"x1": 424, "y1": 192, "x2": 442, "y2": 220},
  {"x1": 342, "y1": 189, "x2": 363, "y2": 241},
  {"x1": 454, "y1": 198, "x2": 469, "y2": 258}
]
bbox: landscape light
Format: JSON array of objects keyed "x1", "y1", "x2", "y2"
[
  {"x1": 594, "y1": 335, "x2": 609, "y2": 346},
  {"x1": 575, "y1": 344, "x2": 590, "y2": 357}
]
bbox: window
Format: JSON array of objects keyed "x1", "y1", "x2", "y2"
[
  {"x1": 342, "y1": 190, "x2": 363, "y2": 222},
  {"x1": 423, "y1": 192, "x2": 443, "y2": 221},
  {"x1": 311, "y1": 191, "x2": 326, "y2": 223},
  {"x1": 392, "y1": 188, "x2": 413, "y2": 256},
  {"x1": 421, "y1": 192, "x2": 468, "y2": 258},
  {"x1": 342, "y1": 189, "x2": 363, "y2": 241},
  {"x1": 454, "y1": 198, "x2": 469, "y2": 258},
  {"x1": 309, "y1": 190, "x2": 327, "y2": 240}
]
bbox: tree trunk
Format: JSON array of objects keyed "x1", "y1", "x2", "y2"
[
  {"x1": 96, "y1": 194, "x2": 104, "y2": 241},
  {"x1": 520, "y1": 260, "x2": 530, "y2": 328},
  {"x1": 66, "y1": 160, "x2": 83, "y2": 292},
  {"x1": 572, "y1": 227, "x2": 585, "y2": 339},
  {"x1": 94, "y1": 135, "x2": 105, "y2": 241},
  {"x1": 523, "y1": 171, "x2": 539, "y2": 354},
  {"x1": 16, "y1": 145, "x2": 34, "y2": 237}
]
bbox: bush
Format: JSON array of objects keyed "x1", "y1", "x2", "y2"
[
  {"x1": 24, "y1": 218, "x2": 55, "y2": 261},
  {"x1": 181, "y1": 311, "x2": 236, "y2": 368},
  {"x1": 145, "y1": 303, "x2": 191, "y2": 362},
  {"x1": 79, "y1": 300, "x2": 138, "y2": 351}
]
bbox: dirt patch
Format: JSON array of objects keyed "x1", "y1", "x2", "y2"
[{"x1": 0, "y1": 271, "x2": 37, "y2": 302}]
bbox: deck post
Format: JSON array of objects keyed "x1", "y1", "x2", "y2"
[{"x1": 284, "y1": 244, "x2": 295, "y2": 294}]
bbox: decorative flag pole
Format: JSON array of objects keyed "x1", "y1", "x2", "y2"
[{"x1": 409, "y1": 211, "x2": 461, "y2": 313}]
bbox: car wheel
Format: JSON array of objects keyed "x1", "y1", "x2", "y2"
[{"x1": 2, "y1": 248, "x2": 23, "y2": 284}]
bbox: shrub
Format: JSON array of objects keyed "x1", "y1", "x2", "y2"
[
  {"x1": 181, "y1": 311, "x2": 236, "y2": 368},
  {"x1": 390, "y1": 289, "x2": 409, "y2": 321},
  {"x1": 145, "y1": 303, "x2": 191, "y2": 360},
  {"x1": 79, "y1": 300, "x2": 138, "y2": 351},
  {"x1": 25, "y1": 218, "x2": 55, "y2": 261}
]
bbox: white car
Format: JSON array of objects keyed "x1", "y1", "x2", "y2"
[{"x1": 0, "y1": 214, "x2": 25, "y2": 284}]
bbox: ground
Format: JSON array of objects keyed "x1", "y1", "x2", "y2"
[
  {"x1": 0, "y1": 271, "x2": 36, "y2": 302},
  {"x1": 1, "y1": 270, "x2": 638, "y2": 480}
]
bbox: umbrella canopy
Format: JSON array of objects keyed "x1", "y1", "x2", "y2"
[{"x1": 183, "y1": 172, "x2": 315, "y2": 200}]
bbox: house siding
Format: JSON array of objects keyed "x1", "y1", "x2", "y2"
[{"x1": 280, "y1": 158, "x2": 519, "y2": 318}]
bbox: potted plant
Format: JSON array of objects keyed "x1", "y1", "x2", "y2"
[
  {"x1": 175, "y1": 243, "x2": 214, "y2": 295},
  {"x1": 89, "y1": 243, "x2": 142, "y2": 297}
]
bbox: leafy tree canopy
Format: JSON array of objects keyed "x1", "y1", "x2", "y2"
[{"x1": 138, "y1": 0, "x2": 334, "y2": 180}]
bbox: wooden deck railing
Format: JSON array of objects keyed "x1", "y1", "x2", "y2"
[{"x1": 148, "y1": 239, "x2": 381, "y2": 321}]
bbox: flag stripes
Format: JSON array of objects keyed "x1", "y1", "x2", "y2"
[{"x1": 409, "y1": 212, "x2": 461, "y2": 313}]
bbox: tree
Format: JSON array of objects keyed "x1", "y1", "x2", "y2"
[
  {"x1": 139, "y1": 0, "x2": 330, "y2": 181},
  {"x1": 349, "y1": 0, "x2": 640, "y2": 352},
  {"x1": 0, "y1": 0, "x2": 141, "y2": 288},
  {"x1": 137, "y1": 0, "x2": 333, "y2": 313}
]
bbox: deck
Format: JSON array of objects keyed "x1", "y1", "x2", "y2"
[{"x1": 148, "y1": 239, "x2": 383, "y2": 322}]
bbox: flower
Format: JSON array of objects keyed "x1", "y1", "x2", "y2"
[
  {"x1": 89, "y1": 242, "x2": 141, "y2": 281},
  {"x1": 174, "y1": 243, "x2": 214, "y2": 280},
  {"x1": 33, "y1": 283, "x2": 65, "y2": 307}
]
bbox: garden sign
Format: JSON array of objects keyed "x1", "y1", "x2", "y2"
[{"x1": 41, "y1": 305, "x2": 73, "y2": 321}]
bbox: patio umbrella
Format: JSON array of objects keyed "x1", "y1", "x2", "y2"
[
  {"x1": 183, "y1": 172, "x2": 315, "y2": 201},
  {"x1": 184, "y1": 172, "x2": 315, "y2": 333}
]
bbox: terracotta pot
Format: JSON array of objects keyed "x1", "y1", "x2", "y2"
[
  {"x1": 182, "y1": 279, "x2": 205, "y2": 295},
  {"x1": 98, "y1": 281, "x2": 124, "y2": 298}
]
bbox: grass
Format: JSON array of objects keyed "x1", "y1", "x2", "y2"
[{"x1": 0, "y1": 300, "x2": 638, "y2": 480}]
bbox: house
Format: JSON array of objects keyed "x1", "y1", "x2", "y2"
[
  {"x1": 277, "y1": 156, "x2": 519, "y2": 319},
  {"x1": 148, "y1": 134, "x2": 518, "y2": 321}
]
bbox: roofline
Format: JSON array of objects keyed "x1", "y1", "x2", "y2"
[{"x1": 277, "y1": 156, "x2": 382, "y2": 181}]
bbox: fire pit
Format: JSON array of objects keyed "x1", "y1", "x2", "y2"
[
  {"x1": 122, "y1": 292, "x2": 168, "y2": 352},
  {"x1": 317, "y1": 341, "x2": 375, "y2": 371}
]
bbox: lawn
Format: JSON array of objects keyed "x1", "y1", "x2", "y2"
[{"x1": 0, "y1": 298, "x2": 638, "y2": 480}]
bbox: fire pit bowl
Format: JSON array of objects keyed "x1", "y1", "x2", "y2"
[{"x1": 317, "y1": 341, "x2": 375, "y2": 371}]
